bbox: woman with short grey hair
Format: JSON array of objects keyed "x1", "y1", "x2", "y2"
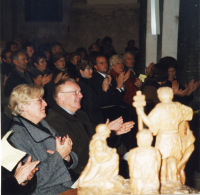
[
  {"x1": 109, "y1": 54, "x2": 124, "y2": 70},
  {"x1": 109, "y1": 54, "x2": 138, "y2": 105},
  {"x1": 8, "y1": 84, "x2": 78, "y2": 195}
]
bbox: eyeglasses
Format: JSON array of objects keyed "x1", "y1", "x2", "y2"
[
  {"x1": 24, "y1": 98, "x2": 44, "y2": 103},
  {"x1": 85, "y1": 68, "x2": 93, "y2": 71},
  {"x1": 61, "y1": 91, "x2": 82, "y2": 95},
  {"x1": 39, "y1": 60, "x2": 47, "y2": 64},
  {"x1": 32, "y1": 98, "x2": 44, "y2": 104}
]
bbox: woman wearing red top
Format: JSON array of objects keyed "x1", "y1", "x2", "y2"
[{"x1": 109, "y1": 54, "x2": 138, "y2": 105}]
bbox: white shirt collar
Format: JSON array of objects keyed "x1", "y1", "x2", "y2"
[
  {"x1": 97, "y1": 71, "x2": 107, "y2": 78},
  {"x1": 58, "y1": 105, "x2": 75, "y2": 115}
]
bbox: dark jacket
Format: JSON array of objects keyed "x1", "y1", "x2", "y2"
[
  {"x1": 1, "y1": 166, "x2": 37, "y2": 195},
  {"x1": 46, "y1": 103, "x2": 121, "y2": 175},
  {"x1": 110, "y1": 70, "x2": 137, "y2": 105},
  {"x1": 1, "y1": 62, "x2": 13, "y2": 76},
  {"x1": 92, "y1": 71, "x2": 125, "y2": 106},
  {"x1": 66, "y1": 61, "x2": 79, "y2": 79},
  {"x1": 143, "y1": 78, "x2": 175, "y2": 114},
  {"x1": 4, "y1": 69, "x2": 33, "y2": 97},
  {"x1": 124, "y1": 65, "x2": 140, "y2": 80},
  {"x1": 52, "y1": 66, "x2": 69, "y2": 79},
  {"x1": 78, "y1": 77, "x2": 106, "y2": 125},
  {"x1": 46, "y1": 103, "x2": 94, "y2": 175},
  {"x1": 31, "y1": 67, "x2": 55, "y2": 107},
  {"x1": 143, "y1": 78, "x2": 161, "y2": 114},
  {"x1": 31, "y1": 67, "x2": 52, "y2": 78},
  {"x1": 91, "y1": 71, "x2": 130, "y2": 122}
]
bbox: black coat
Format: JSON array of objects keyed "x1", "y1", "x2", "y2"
[
  {"x1": 4, "y1": 69, "x2": 33, "y2": 97},
  {"x1": 1, "y1": 166, "x2": 37, "y2": 195},
  {"x1": 66, "y1": 61, "x2": 79, "y2": 79},
  {"x1": 124, "y1": 65, "x2": 140, "y2": 80},
  {"x1": 52, "y1": 66, "x2": 69, "y2": 79},
  {"x1": 78, "y1": 77, "x2": 106, "y2": 125},
  {"x1": 91, "y1": 71, "x2": 131, "y2": 122},
  {"x1": 1, "y1": 62, "x2": 13, "y2": 76},
  {"x1": 92, "y1": 71, "x2": 125, "y2": 106},
  {"x1": 46, "y1": 103, "x2": 94, "y2": 175},
  {"x1": 31, "y1": 67, "x2": 55, "y2": 107},
  {"x1": 45, "y1": 103, "x2": 121, "y2": 175}
]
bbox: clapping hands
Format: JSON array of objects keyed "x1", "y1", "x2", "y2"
[
  {"x1": 102, "y1": 75, "x2": 112, "y2": 92},
  {"x1": 33, "y1": 75, "x2": 42, "y2": 86},
  {"x1": 135, "y1": 77, "x2": 142, "y2": 89},
  {"x1": 185, "y1": 79, "x2": 200, "y2": 96},
  {"x1": 172, "y1": 79, "x2": 200, "y2": 97},
  {"x1": 54, "y1": 72, "x2": 69, "y2": 84},
  {"x1": 47, "y1": 135, "x2": 72, "y2": 161},
  {"x1": 116, "y1": 70, "x2": 130, "y2": 89},
  {"x1": 145, "y1": 62, "x2": 155, "y2": 77},
  {"x1": 106, "y1": 116, "x2": 134, "y2": 135},
  {"x1": 3, "y1": 73, "x2": 11, "y2": 86},
  {"x1": 172, "y1": 80, "x2": 189, "y2": 97},
  {"x1": 34, "y1": 74, "x2": 53, "y2": 87},
  {"x1": 42, "y1": 73, "x2": 52, "y2": 86},
  {"x1": 14, "y1": 156, "x2": 40, "y2": 185}
]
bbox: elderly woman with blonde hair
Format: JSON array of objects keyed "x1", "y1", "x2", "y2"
[
  {"x1": 109, "y1": 54, "x2": 138, "y2": 105},
  {"x1": 8, "y1": 84, "x2": 78, "y2": 195}
]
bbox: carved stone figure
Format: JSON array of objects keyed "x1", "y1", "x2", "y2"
[
  {"x1": 177, "y1": 121, "x2": 195, "y2": 185},
  {"x1": 133, "y1": 87, "x2": 193, "y2": 185},
  {"x1": 128, "y1": 130, "x2": 161, "y2": 194},
  {"x1": 78, "y1": 124, "x2": 124, "y2": 194}
]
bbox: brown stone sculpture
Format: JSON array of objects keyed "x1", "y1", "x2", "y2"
[
  {"x1": 78, "y1": 124, "x2": 125, "y2": 195},
  {"x1": 177, "y1": 121, "x2": 195, "y2": 185},
  {"x1": 128, "y1": 130, "x2": 161, "y2": 194},
  {"x1": 133, "y1": 87, "x2": 193, "y2": 187}
]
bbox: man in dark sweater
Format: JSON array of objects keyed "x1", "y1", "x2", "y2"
[
  {"x1": 46, "y1": 78, "x2": 133, "y2": 179},
  {"x1": 4, "y1": 50, "x2": 34, "y2": 98}
]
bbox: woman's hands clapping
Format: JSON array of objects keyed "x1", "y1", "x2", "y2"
[
  {"x1": 42, "y1": 74, "x2": 52, "y2": 86},
  {"x1": 14, "y1": 156, "x2": 40, "y2": 185},
  {"x1": 54, "y1": 135, "x2": 72, "y2": 160},
  {"x1": 185, "y1": 79, "x2": 200, "y2": 96},
  {"x1": 54, "y1": 72, "x2": 69, "y2": 84}
]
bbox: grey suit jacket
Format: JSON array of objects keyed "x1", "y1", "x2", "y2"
[{"x1": 8, "y1": 116, "x2": 78, "y2": 195}]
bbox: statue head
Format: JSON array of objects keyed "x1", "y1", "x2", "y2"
[
  {"x1": 157, "y1": 87, "x2": 173, "y2": 102},
  {"x1": 96, "y1": 124, "x2": 111, "y2": 138},
  {"x1": 136, "y1": 130, "x2": 153, "y2": 147}
]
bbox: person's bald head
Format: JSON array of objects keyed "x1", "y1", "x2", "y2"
[{"x1": 53, "y1": 78, "x2": 83, "y2": 113}]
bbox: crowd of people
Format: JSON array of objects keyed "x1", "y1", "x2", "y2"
[{"x1": 1, "y1": 36, "x2": 200, "y2": 195}]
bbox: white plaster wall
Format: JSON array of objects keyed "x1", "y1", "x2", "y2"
[
  {"x1": 145, "y1": 0, "x2": 158, "y2": 67},
  {"x1": 161, "y1": 0, "x2": 180, "y2": 59}
]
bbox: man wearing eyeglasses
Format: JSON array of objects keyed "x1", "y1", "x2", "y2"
[{"x1": 46, "y1": 78, "x2": 134, "y2": 180}]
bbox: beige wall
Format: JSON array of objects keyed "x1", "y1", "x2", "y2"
[
  {"x1": 1, "y1": 0, "x2": 140, "y2": 54},
  {"x1": 65, "y1": 2, "x2": 140, "y2": 53}
]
